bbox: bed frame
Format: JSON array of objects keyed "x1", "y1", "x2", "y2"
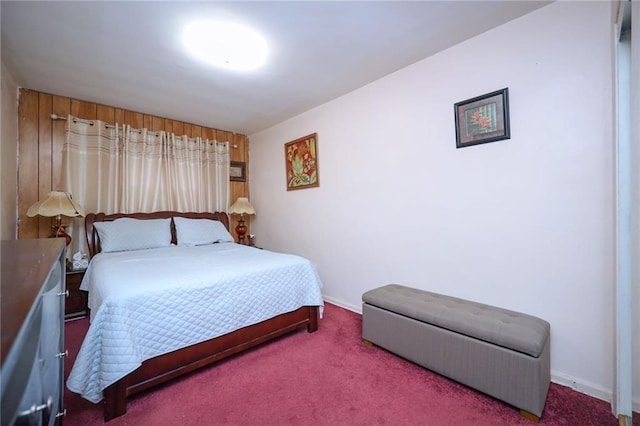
[{"x1": 84, "y1": 211, "x2": 320, "y2": 421}]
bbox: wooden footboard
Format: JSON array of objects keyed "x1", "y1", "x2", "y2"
[{"x1": 103, "y1": 306, "x2": 319, "y2": 421}]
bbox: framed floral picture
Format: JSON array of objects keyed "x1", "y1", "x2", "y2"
[
  {"x1": 284, "y1": 133, "x2": 319, "y2": 191},
  {"x1": 454, "y1": 88, "x2": 510, "y2": 148}
]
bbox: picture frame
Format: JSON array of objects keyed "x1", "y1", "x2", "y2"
[
  {"x1": 454, "y1": 88, "x2": 510, "y2": 148},
  {"x1": 229, "y1": 161, "x2": 246, "y2": 182},
  {"x1": 284, "y1": 133, "x2": 319, "y2": 191}
]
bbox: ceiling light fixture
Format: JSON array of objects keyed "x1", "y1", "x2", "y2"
[{"x1": 183, "y1": 20, "x2": 268, "y2": 71}]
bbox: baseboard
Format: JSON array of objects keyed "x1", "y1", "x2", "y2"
[
  {"x1": 323, "y1": 296, "x2": 362, "y2": 314},
  {"x1": 552, "y1": 371, "x2": 640, "y2": 414},
  {"x1": 324, "y1": 296, "x2": 640, "y2": 414},
  {"x1": 550, "y1": 371, "x2": 612, "y2": 405}
]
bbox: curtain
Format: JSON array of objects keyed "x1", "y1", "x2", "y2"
[
  {"x1": 164, "y1": 133, "x2": 230, "y2": 212},
  {"x1": 61, "y1": 115, "x2": 230, "y2": 256}
]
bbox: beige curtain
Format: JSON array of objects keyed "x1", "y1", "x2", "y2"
[
  {"x1": 61, "y1": 115, "x2": 230, "y2": 255},
  {"x1": 164, "y1": 133, "x2": 230, "y2": 212}
]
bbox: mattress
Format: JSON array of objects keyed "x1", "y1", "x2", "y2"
[{"x1": 66, "y1": 243, "x2": 324, "y2": 403}]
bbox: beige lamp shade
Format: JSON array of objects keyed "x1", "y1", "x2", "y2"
[
  {"x1": 26, "y1": 191, "x2": 84, "y2": 245},
  {"x1": 228, "y1": 197, "x2": 255, "y2": 216},
  {"x1": 27, "y1": 191, "x2": 85, "y2": 218}
]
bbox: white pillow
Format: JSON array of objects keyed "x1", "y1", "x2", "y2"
[
  {"x1": 94, "y1": 218, "x2": 172, "y2": 253},
  {"x1": 174, "y1": 217, "x2": 234, "y2": 246}
]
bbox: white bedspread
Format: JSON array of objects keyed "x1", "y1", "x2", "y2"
[{"x1": 66, "y1": 243, "x2": 324, "y2": 403}]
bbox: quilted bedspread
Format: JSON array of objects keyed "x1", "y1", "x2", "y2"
[{"x1": 66, "y1": 243, "x2": 324, "y2": 403}]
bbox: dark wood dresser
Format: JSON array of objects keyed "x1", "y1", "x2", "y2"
[{"x1": 1, "y1": 239, "x2": 67, "y2": 425}]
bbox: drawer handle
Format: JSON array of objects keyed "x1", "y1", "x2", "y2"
[
  {"x1": 57, "y1": 290, "x2": 69, "y2": 297},
  {"x1": 56, "y1": 409, "x2": 67, "y2": 418},
  {"x1": 56, "y1": 350, "x2": 69, "y2": 358},
  {"x1": 18, "y1": 396, "x2": 52, "y2": 417}
]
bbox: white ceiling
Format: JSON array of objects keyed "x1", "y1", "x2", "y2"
[{"x1": 1, "y1": 1, "x2": 550, "y2": 135}]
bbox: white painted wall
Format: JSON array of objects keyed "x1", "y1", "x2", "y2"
[
  {"x1": 1, "y1": 61, "x2": 19, "y2": 240},
  {"x1": 249, "y1": 1, "x2": 625, "y2": 407}
]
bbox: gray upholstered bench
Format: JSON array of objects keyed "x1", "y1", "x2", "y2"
[{"x1": 362, "y1": 284, "x2": 550, "y2": 421}]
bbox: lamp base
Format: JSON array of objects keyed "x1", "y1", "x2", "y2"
[
  {"x1": 235, "y1": 217, "x2": 247, "y2": 245},
  {"x1": 51, "y1": 224, "x2": 72, "y2": 246}
]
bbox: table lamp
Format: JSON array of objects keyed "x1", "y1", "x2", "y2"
[
  {"x1": 26, "y1": 191, "x2": 85, "y2": 246},
  {"x1": 228, "y1": 197, "x2": 255, "y2": 244}
]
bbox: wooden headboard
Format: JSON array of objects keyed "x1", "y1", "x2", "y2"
[{"x1": 85, "y1": 211, "x2": 230, "y2": 258}]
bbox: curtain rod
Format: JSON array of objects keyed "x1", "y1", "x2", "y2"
[{"x1": 50, "y1": 114, "x2": 238, "y2": 148}]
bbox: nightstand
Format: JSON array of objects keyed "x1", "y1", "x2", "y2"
[{"x1": 65, "y1": 268, "x2": 88, "y2": 320}]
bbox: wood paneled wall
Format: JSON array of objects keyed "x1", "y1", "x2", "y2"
[{"x1": 17, "y1": 88, "x2": 250, "y2": 240}]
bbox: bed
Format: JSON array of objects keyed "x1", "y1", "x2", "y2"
[{"x1": 66, "y1": 211, "x2": 323, "y2": 421}]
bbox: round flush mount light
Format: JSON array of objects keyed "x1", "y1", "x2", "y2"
[{"x1": 183, "y1": 20, "x2": 268, "y2": 71}]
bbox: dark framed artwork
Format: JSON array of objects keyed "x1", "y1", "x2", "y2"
[
  {"x1": 229, "y1": 161, "x2": 246, "y2": 182},
  {"x1": 284, "y1": 133, "x2": 319, "y2": 191},
  {"x1": 454, "y1": 88, "x2": 510, "y2": 148}
]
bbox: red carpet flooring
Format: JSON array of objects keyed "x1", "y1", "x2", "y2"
[{"x1": 63, "y1": 303, "x2": 637, "y2": 425}]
